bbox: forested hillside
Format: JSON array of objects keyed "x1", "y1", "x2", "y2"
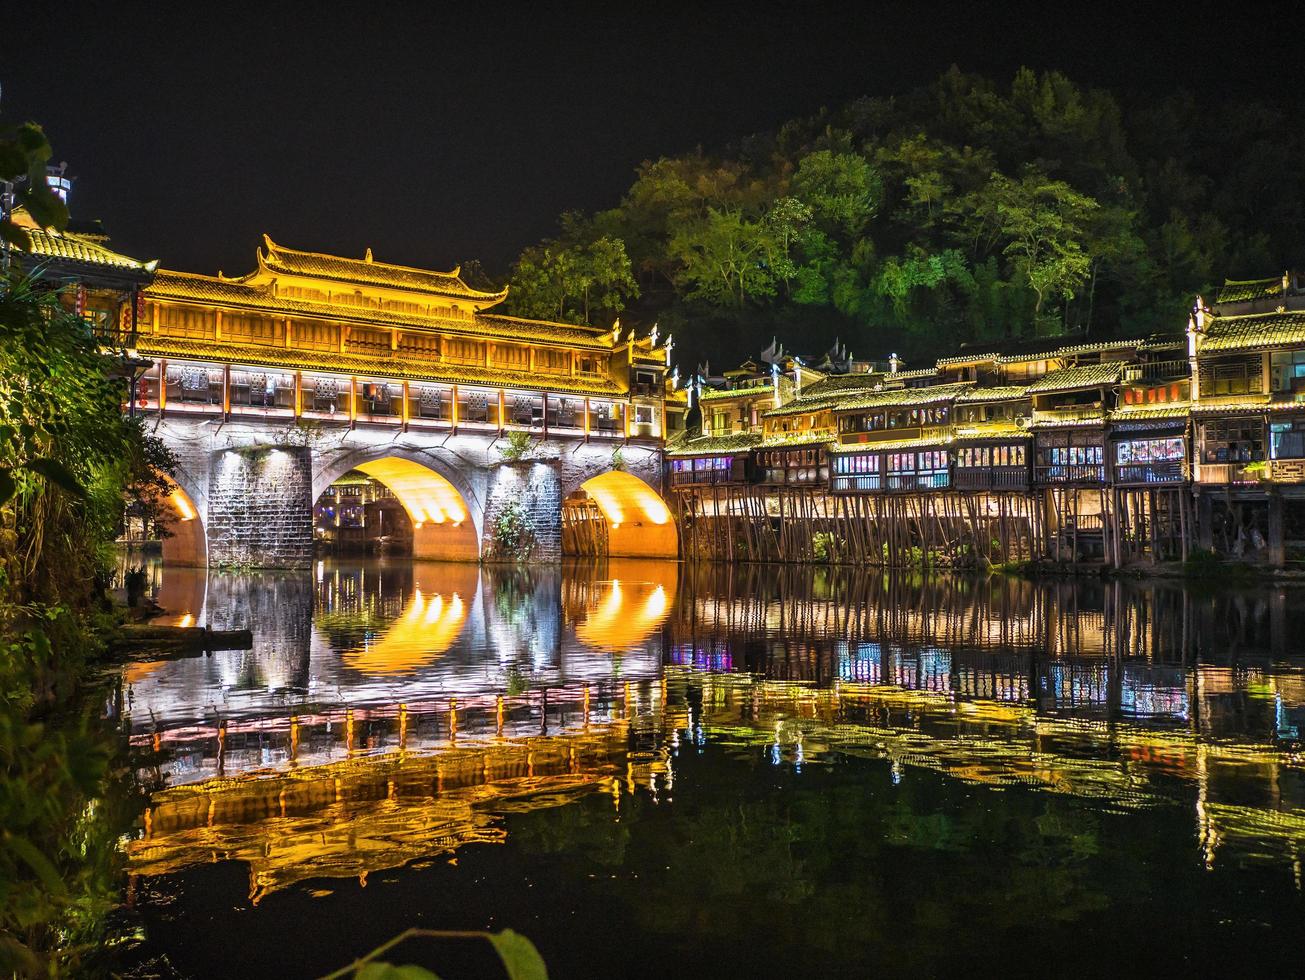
[{"x1": 502, "y1": 68, "x2": 1305, "y2": 368}]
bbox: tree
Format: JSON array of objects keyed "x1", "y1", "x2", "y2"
[
  {"x1": 668, "y1": 208, "x2": 779, "y2": 307},
  {"x1": 990, "y1": 168, "x2": 1099, "y2": 325},
  {"x1": 791, "y1": 150, "x2": 881, "y2": 238},
  {"x1": 507, "y1": 228, "x2": 638, "y2": 325}
]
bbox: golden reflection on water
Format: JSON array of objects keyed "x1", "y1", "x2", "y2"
[
  {"x1": 123, "y1": 560, "x2": 1305, "y2": 902},
  {"x1": 569, "y1": 559, "x2": 678, "y2": 652},
  {"x1": 342, "y1": 589, "x2": 468, "y2": 674}
]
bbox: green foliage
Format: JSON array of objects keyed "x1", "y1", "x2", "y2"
[
  {"x1": 811, "y1": 531, "x2": 837, "y2": 563},
  {"x1": 506, "y1": 214, "x2": 637, "y2": 324},
  {"x1": 499, "y1": 431, "x2": 535, "y2": 462},
  {"x1": 0, "y1": 128, "x2": 174, "y2": 973},
  {"x1": 506, "y1": 67, "x2": 1305, "y2": 365},
  {"x1": 490, "y1": 500, "x2": 535, "y2": 563},
  {"x1": 0, "y1": 122, "x2": 68, "y2": 254},
  {"x1": 669, "y1": 207, "x2": 779, "y2": 307},
  {"x1": 324, "y1": 928, "x2": 548, "y2": 980}
]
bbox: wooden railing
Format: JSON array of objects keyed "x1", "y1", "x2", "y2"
[
  {"x1": 1195, "y1": 462, "x2": 1261, "y2": 485},
  {"x1": 1034, "y1": 463, "x2": 1106, "y2": 485},
  {"x1": 954, "y1": 466, "x2": 1030, "y2": 490},
  {"x1": 1114, "y1": 461, "x2": 1185, "y2": 485}
]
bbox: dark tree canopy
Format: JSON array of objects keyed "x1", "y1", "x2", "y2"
[{"x1": 506, "y1": 68, "x2": 1305, "y2": 369}]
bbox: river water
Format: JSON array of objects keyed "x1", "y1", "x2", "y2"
[{"x1": 116, "y1": 559, "x2": 1304, "y2": 977}]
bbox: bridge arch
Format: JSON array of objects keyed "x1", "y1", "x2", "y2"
[
  {"x1": 314, "y1": 448, "x2": 482, "y2": 561},
  {"x1": 563, "y1": 469, "x2": 678, "y2": 559},
  {"x1": 159, "y1": 474, "x2": 207, "y2": 567}
]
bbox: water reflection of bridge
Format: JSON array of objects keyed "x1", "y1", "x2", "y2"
[
  {"x1": 122, "y1": 560, "x2": 1305, "y2": 901},
  {"x1": 127, "y1": 682, "x2": 676, "y2": 903}
]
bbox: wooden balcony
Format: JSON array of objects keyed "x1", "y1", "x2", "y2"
[
  {"x1": 1114, "y1": 461, "x2": 1185, "y2": 486},
  {"x1": 1195, "y1": 462, "x2": 1261, "y2": 486},
  {"x1": 885, "y1": 472, "x2": 951, "y2": 492},
  {"x1": 954, "y1": 466, "x2": 1030, "y2": 491},
  {"x1": 1034, "y1": 463, "x2": 1106, "y2": 485}
]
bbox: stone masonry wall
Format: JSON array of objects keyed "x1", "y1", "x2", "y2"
[
  {"x1": 482, "y1": 462, "x2": 563, "y2": 563},
  {"x1": 153, "y1": 415, "x2": 666, "y2": 567},
  {"x1": 206, "y1": 446, "x2": 314, "y2": 567}
]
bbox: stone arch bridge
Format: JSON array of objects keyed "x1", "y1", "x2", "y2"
[{"x1": 153, "y1": 416, "x2": 675, "y2": 567}]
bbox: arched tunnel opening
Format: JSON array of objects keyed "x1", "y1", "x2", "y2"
[
  {"x1": 313, "y1": 458, "x2": 479, "y2": 561},
  {"x1": 158, "y1": 479, "x2": 207, "y2": 567},
  {"x1": 562, "y1": 471, "x2": 678, "y2": 559}
]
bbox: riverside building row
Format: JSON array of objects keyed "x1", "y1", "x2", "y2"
[
  {"x1": 669, "y1": 274, "x2": 1305, "y2": 568},
  {"x1": 12, "y1": 194, "x2": 1305, "y2": 569}
]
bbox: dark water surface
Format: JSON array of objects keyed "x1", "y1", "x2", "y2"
[{"x1": 118, "y1": 560, "x2": 1305, "y2": 977}]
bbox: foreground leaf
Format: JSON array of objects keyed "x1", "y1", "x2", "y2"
[
  {"x1": 356, "y1": 964, "x2": 441, "y2": 980},
  {"x1": 487, "y1": 930, "x2": 548, "y2": 980},
  {"x1": 22, "y1": 458, "x2": 86, "y2": 497}
]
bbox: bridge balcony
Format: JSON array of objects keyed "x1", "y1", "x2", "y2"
[
  {"x1": 161, "y1": 362, "x2": 224, "y2": 416},
  {"x1": 299, "y1": 373, "x2": 353, "y2": 423},
  {"x1": 227, "y1": 368, "x2": 296, "y2": 419}
]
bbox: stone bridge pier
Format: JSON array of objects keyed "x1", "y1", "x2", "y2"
[{"x1": 150, "y1": 416, "x2": 673, "y2": 567}]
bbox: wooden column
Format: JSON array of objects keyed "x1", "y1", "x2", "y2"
[
  {"x1": 451, "y1": 384, "x2": 459, "y2": 433},
  {"x1": 584, "y1": 398, "x2": 591, "y2": 441},
  {"x1": 294, "y1": 371, "x2": 302, "y2": 418},
  {"x1": 214, "y1": 309, "x2": 223, "y2": 342},
  {"x1": 349, "y1": 376, "x2": 357, "y2": 427},
  {"x1": 222, "y1": 363, "x2": 231, "y2": 419},
  {"x1": 1268, "y1": 491, "x2": 1285, "y2": 567},
  {"x1": 158, "y1": 358, "x2": 168, "y2": 412}
]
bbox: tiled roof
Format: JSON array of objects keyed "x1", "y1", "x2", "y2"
[
  {"x1": 830, "y1": 435, "x2": 955, "y2": 454},
  {"x1": 935, "y1": 352, "x2": 999, "y2": 367},
  {"x1": 760, "y1": 394, "x2": 845, "y2": 418},
  {"x1": 19, "y1": 225, "x2": 155, "y2": 274},
  {"x1": 994, "y1": 340, "x2": 1136, "y2": 364},
  {"x1": 134, "y1": 336, "x2": 624, "y2": 397},
  {"x1": 260, "y1": 236, "x2": 507, "y2": 301},
  {"x1": 1212, "y1": 277, "x2": 1283, "y2": 305},
  {"x1": 757, "y1": 431, "x2": 836, "y2": 449},
  {"x1": 834, "y1": 382, "x2": 974, "y2": 412},
  {"x1": 699, "y1": 379, "x2": 784, "y2": 402},
  {"x1": 886, "y1": 367, "x2": 938, "y2": 380},
  {"x1": 146, "y1": 271, "x2": 612, "y2": 349},
  {"x1": 1024, "y1": 363, "x2": 1123, "y2": 393},
  {"x1": 1109, "y1": 403, "x2": 1191, "y2": 421},
  {"x1": 954, "y1": 385, "x2": 1030, "y2": 403},
  {"x1": 799, "y1": 373, "x2": 885, "y2": 397},
  {"x1": 953, "y1": 424, "x2": 1031, "y2": 442},
  {"x1": 1136, "y1": 334, "x2": 1186, "y2": 352},
  {"x1": 1189, "y1": 399, "x2": 1305, "y2": 415},
  {"x1": 1200, "y1": 311, "x2": 1305, "y2": 353},
  {"x1": 665, "y1": 432, "x2": 763, "y2": 458}
]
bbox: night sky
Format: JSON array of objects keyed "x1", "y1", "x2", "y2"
[{"x1": 1, "y1": 1, "x2": 1292, "y2": 279}]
